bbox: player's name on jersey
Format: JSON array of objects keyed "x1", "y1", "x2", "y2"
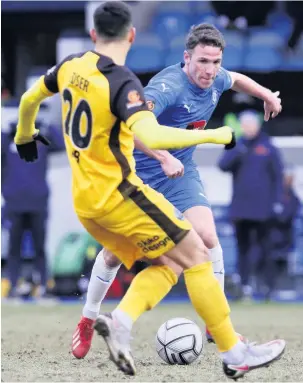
[{"x1": 70, "y1": 72, "x2": 89, "y2": 92}]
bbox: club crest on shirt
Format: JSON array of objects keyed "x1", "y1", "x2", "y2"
[
  {"x1": 146, "y1": 100, "x2": 155, "y2": 111},
  {"x1": 212, "y1": 89, "x2": 218, "y2": 105},
  {"x1": 126, "y1": 90, "x2": 144, "y2": 109}
]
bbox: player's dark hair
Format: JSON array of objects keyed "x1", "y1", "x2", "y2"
[
  {"x1": 186, "y1": 23, "x2": 225, "y2": 52},
  {"x1": 93, "y1": 1, "x2": 132, "y2": 41}
]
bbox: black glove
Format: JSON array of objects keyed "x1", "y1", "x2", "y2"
[
  {"x1": 224, "y1": 129, "x2": 236, "y2": 150},
  {"x1": 16, "y1": 132, "x2": 50, "y2": 162}
]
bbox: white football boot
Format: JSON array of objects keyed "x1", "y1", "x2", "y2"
[
  {"x1": 223, "y1": 339, "x2": 286, "y2": 380},
  {"x1": 94, "y1": 313, "x2": 136, "y2": 376}
]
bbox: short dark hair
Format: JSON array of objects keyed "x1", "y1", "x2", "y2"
[
  {"x1": 93, "y1": 1, "x2": 132, "y2": 41},
  {"x1": 185, "y1": 24, "x2": 225, "y2": 52}
]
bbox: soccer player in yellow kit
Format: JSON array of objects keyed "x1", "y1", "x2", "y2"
[{"x1": 15, "y1": 1, "x2": 285, "y2": 380}]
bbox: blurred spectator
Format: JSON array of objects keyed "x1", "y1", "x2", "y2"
[
  {"x1": 271, "y1": 165, "x2": 301, "y2": 265},
  {"x1": 212, "y1": 1, "x2": 274, "y2": 30},
  {"x1": 1, "y1": 112, "x2": 65, "y2": 299},
  {"x1": 218, "y1": 110, "x2": 284, "y2": 299},
  {"x1": 1, "y1": 78, "x2": 11, "y2": 104},
  {"x1": 286, "y1": 2, "x2": 303, "y2": 50}
]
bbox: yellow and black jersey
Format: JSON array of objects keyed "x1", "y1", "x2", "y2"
[{"x1": 43, "y1": 50, "x2": 149, "y2": 217}]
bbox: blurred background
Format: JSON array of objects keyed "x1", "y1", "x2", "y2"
[{"x1": 1, "y1": 0, "x2": 303, "y2": 302}]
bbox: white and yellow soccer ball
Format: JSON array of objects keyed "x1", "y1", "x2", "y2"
[{"x1": 155, "y1": 318, "x2": 203, "y2": 365}]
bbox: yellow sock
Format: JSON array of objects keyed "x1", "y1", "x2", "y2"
[
  {"x1": 117, "y1": 265, "x2": 178, "y2": 322},
  {"x1": 184, "y1": 262, "x2": 238, "y2": 352}
]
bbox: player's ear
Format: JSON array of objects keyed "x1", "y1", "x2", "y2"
[
  {"x1": 90, "y1": 29, "x2": 97, "y2": 44},
  {"x1": 128, "y1": 27, "x2": 136, "y2": 44},
  {"x1": 184, "y1": 50, "x2": 191, "y2": 65}
]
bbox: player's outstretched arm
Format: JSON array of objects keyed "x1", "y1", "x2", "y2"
[
  {"x1": 14, "y1": 76, "x2": 53, "y2": 145},
  {"x1": 128, "y1": 112, "x2": 235, "y2": 150},
  {"x1": 229, "y1": 72, "x2": 282, "y2": 122}
]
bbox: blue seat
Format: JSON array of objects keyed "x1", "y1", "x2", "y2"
[
  {"x1": 224, "y1": 30, "x2": 245, "y2": 49},
  {"x1": 266, "y1": 11, "x2": 294, "y2": 40},
  {"x1": 222, "y1": 31, "x2": 245, "y2": 70},
  {"x1": 218, "y1": 238, "x2": 237, "y2": 274},
  {"x1": 156, "y1": 1, "x2": 192, "y2": 14},
  {"x1": 191, "y1": 11, "x2": 217, "y2": 26},
  {"x1": 282, "y1": 52, "x2": 303, "y2": 71},
  {"x1": 165, "y1": 51, "x2": 184, "y2": 67},
  {"x1": 192, "y1": 1, "x2": 216, "y2": 14},
  {"x1": 222, "y1": 46, "x2": 244, "y2": 70},
  {"x1": 152, "y1": 12, "x2": 191, "y2": 41},
  {"x1": 248, "y1": 29, "x2": 286, "y2": 49},
  {"x1": 126, "y1": 34, "x2": 164, "y2": 73},
  {"x1": 166, "y1": 36, "x2": 186, "y2": 66},
  {"x1": 244, "y1": 47, "x2": 283, "y2": 72}
]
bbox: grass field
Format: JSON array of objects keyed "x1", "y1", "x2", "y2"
[{"x1": 2, "y1": 302, "x2": 303, "y2": 382}]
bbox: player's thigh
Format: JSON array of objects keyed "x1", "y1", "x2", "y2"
[
  {"x1": 78, "y1": 216, "x2": 138, "y2": 270},
  {"x1": 159, "y1": 170, "x2": 218, "y2": 249},
  {"x1": 164, "y1": 229, "x2": 210, "y2": 270},
  {"x1": 161, "y1": 167, "x2": 211, "y2": 214},
  {"x1": 96, "y1": 181, "x2": 192, "y2": 266},
  {"x1": 184, "y1": 206, "x2": 218, "y2": 249}
]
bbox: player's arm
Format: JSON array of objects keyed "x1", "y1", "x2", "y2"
[
  {"x1": 14, "y1": 76, "x2": 54, "y2": 145},
  {"x1": 228, "y1": 71, "x2": 282, "y2": 122},
  {"x1": 129, "y1": 112, "x2": 235, "y2": 150},
  {"x1": 112, "y1": 70, "x2": 236, "y2": 150},
  {"x1": 14, "y1": 63, "x2": 63, "y2": 162}
]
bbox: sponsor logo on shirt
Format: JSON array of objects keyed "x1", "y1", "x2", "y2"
[
  {"x1": 161, "y1": 83, "x2": 169, "y2": 92},
  {"x1": 137, "y1": 235, "x2": 172, "y2": 253},
  {"x1": 183, "y1": 103, "x2": 192, "y2": 113},
  {"x1": 186, "y1": 120, "x2": 207, "y2": 130}
]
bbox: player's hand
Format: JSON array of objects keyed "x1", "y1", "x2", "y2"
[
  {"x1": 224, "y1": 128, "x2": 236, "y2": 150},
  {"x1": 15, "y1": 130, "x2": 50, "y2": 162},
  {"x1": 264, "y1": 91, "x2": 282, "y2": 122},
  {"x1": 161, "y1": 154, "x2": 184, "y2": 179}
]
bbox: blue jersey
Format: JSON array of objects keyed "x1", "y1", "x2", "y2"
[{"x1": 134, "y1": 63, "x2": 232, "y2": 188}]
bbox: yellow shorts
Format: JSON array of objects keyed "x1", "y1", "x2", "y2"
[{"x1": 78, "y1": 179, "x2": 191, "y2": 269}]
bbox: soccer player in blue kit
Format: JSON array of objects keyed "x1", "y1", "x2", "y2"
[{"x1": 72, "y1": 23, "x2": 282, "y2": 358}]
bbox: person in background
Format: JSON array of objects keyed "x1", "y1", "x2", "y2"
[
  {"x1": 271, "y1": 165, "x2": 301, "y2": 281},
  {"x1": 1, "y1": 105, "x2": 65, "y2": 299},
  {"x1": 211, "y1": 1, "x2": 274, "y2": 30},
  {"x1": 218, "y1": 109, "x2": 284, "y2": 299},
  {"x1": 286, "y1": 2, "x2": 303, "y2": 51}
]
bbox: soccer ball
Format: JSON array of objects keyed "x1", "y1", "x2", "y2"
[{"x1": 155, "y1": 318, "x2": 203, "y2": 365}]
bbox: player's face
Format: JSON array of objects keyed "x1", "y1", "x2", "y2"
[{"x1": 184, "y1": 45, "x2": 222, "y2": 89}]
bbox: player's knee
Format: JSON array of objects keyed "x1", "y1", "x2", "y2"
[
  {"x1": 151, "y1": 256, "x2": 183, "y2": 278},
  {"x1": 198, "y1": 229, "x2": 218, "y2": 250},
  {"x1": 167, "y1": 230, "x2": 210, "y2": 270},
  {"x1": 102, "y1": 248, "x2": 122, "y2": 268},
  {"x1": 161, "y1": 258, "x2": 183, "y2": 278}
]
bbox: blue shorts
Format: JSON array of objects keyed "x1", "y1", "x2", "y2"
[{"x1": 154, "y1": 166, "x2": 210, "y2": 213}]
